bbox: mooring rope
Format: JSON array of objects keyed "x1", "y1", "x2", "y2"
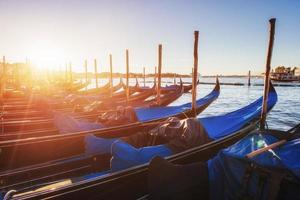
[{"x1": 3, "y1": 190, "x2": 16, "y2": 200}]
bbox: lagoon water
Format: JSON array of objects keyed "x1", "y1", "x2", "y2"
[{"x1": 91, "y1": 77, "x2": 300, "y2": 131}]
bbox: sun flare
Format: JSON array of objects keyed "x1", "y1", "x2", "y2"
[{"x1": 26, "y1": 40, "x2": 65, "y2": 71}]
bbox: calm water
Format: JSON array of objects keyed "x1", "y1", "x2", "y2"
[{"x1": 89, "y1": 77, "x2": 300, "y2": 131}]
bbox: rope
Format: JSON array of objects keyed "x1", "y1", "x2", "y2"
[
  {"x1": 3, "y1": 190, "x2": 16, "y2": 200},
  {"x1": 140, "y1": 118, "x2": 172, "y2": 127},
  {"x1": 180, "y1": 111, "x2": 190, "y2": 119},
  {"x1": 287, "y1": 123, "x2": 300, "y2": 133}
]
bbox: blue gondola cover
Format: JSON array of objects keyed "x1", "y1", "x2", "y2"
[
  {"x1": 199, "y1": 89, "x2": 277, "y2": 140},
  {"x1": 208, "y1": 133, "x2": 300, "y2": 200},
  {"x1": 53, "y1": 112, "x2": 103, "y2": 133},
  {"x1": 135, "y1": 90, "x2": 219, "y2": 122},
  {"x1": 107, "y1": 88, "x2": 277, "y2": 173},
  {"x1": 111, "y1": 140, "x2": 172, "y2": 172}
]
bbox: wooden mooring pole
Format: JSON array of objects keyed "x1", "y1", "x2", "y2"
[
  {"x1": 69, "y1": 62, "x2": 73, "y2": 83},
  {"x1": 173, "y1": 73, "x2": 176, "y2": 85},
  {"x1": 260, "y1": 18, "x2": 276, "y2": 130},
  {"x1": 154, "y1": 66, "x2": 157, "y2": 86},
  {"x1": 109, "y1": 54, "x2": 113, "y2": 97},
  {"x1": 192, "y1": 31, "x2": 199, "y2": 117},
  {"x1": 84, "y1": 60, "x2": 88, "y2": 92},
  {"x1": 126, "y1": 49, "x2": 130, "y2": 102},
  {"x1": 143, "y1": 67, "x2": 146, "y2": 87},
  {"x1": 157, "y1": 45, "x2": 162, "y2": 105},
  {"x1": 248, "y1": 70, "x2": 251, "y2": 86},
  {"x1": 94, "y1": 59, "x2": 99, "y2": 89},
  {"x1": 65, "y1": 63, "x2": 68, "y2": 83},
  {"x1": 1, "y1": 56, "x2": 6, "y2": 99}
]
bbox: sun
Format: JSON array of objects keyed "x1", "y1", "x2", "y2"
[{"x1": 26, "y1": 39, "x2": 65, "y2": 71}]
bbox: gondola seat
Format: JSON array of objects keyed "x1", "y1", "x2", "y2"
[
  {"x1": 110, "y1": 118, "x2": 210, "y2": 171},
  {"x1": 53, "y1": 112, "x2": 103, "y2": 134},
  {"x1": 111, "y1": 141, "x2": 172, "y2": 172},
  {"x1": 85, "y1": 135, "x2": 117, "y2": 155}
]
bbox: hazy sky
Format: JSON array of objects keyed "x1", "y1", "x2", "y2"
[{"x1": 0, "y1": 0, "x2": 299, "y2": 75}]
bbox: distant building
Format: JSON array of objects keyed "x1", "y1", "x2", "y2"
[
  {"x1": 271, "y1": 66, "x2": 300, "y2": 82},
  {"x1": 295, "y1": 67, "x2": 300, "y2": 76}
]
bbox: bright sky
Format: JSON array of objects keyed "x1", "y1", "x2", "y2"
[{"x1": 0, "y1": 0, "x2": 299, "y2": 75}]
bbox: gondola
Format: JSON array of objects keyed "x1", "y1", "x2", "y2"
[
  {"x1": 0, "y1": 80, "x2": 83, "y2": 102},
  {"x1": 75, "y1": 78, "x2": 124, "y2": 95},
  {"x1": 1, "y1": 83, "x2": 155, "y2": 121},
  {"x1": 137, "y1": 77, "x2": 194, "y2": 94},
  {"x1": 0, "y1": 80, "x2": 151, "y2": 120},
  {"x1": 1, "y1": 80, "x2": 90, "y2": 104},
  {"x1": 160, "y1": 78, "x2": 198, "y2": 93},
  {"x1": 0, "y1": 80, "x2": 187, "y2": 133},
  {"x1": 96, "y1": 78, "x2": 185, "y2": 111},
  {"x1": 0, "y1": 79, "x2": 220, "y2": 171},
  {"x1": 83, "y1": 78, "x2": 147, "y2": 103},
  {"x1": 0, "y1": 82, "x2": 277, "y2": 199},
  {"x1": 182, "y1": 79, "x2": 200, "y2": 93},
  {"x1": 1, "y1": 78, "x2": 187, "y2": 114},
  {"x1": 146, "y1": 123, "x2": 300, "y2": 200},
  {"x1": 65, "y1": 81, "x2": 91, "y2": 92},
  {"x1": 1, "y1": 79, "x2": 126, "y2": 111}
]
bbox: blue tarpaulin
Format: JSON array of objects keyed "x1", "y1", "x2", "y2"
[
  {"x1": 135, "y1": 90, "x2": 219, "y2": 122},
  {"x1": 208, "y1": 133, "x2": 300, "y2": 200},
  {"x1": 53, "y1": 112, "x2": 103, "y2": 134},
  {"x1": 109, "y1": 89, "x2": 277, "y2": 172},
  {"x1": 200, "y1": 90, "x2": 277, "y2": 140}
]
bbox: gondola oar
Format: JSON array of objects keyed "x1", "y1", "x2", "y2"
[
  {"x1": 246, "y1": 123, "x2": 300, "y2": 159},
  {"x1": 246, "y1": 139, "x2": 286, "y2": 159},
  {"x1": 247, "y1": 122, "x2": 300, "y2": 160}
]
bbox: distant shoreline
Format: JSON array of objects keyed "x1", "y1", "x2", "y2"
[{"x1": 73, "y1": 72, "x2": 263, "y2": 79}]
